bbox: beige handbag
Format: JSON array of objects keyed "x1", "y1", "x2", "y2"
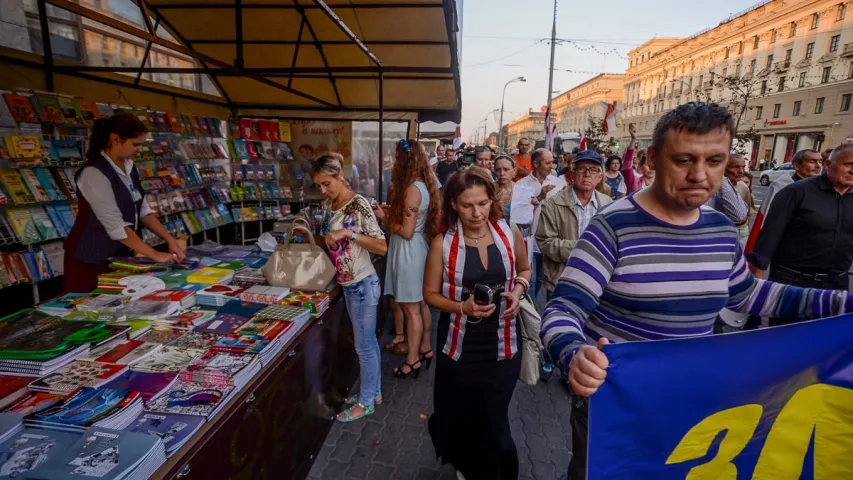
[
  {"x1": 261, "y1": 219, "x2": 337, "y2": 291},
  {"x1": 518, "y1": 293, "x2": 542, "y2": 386}
]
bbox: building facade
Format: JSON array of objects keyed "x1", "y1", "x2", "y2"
[
  {"x1": 505, "y1": 109, "x2": 557, "y2": 148},
  {"x1": 552, "y1": 73, "x2": 626, "y2": 134},
  {"x1": 622, "y1": 0, "x2": 853, "y2": 165}
]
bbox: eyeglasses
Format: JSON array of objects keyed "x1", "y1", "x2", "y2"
[{"x1": 573, "y1": 167, "x2": 603, "y2": 176}]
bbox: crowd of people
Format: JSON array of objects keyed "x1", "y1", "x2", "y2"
[{"x1": 311, "y1": 101, "x2": 853, "y2": 480}]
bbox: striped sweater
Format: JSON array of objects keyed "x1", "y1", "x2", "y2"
[{"x1": 541, "y1": 196, "x2": 853, "y2": 380}]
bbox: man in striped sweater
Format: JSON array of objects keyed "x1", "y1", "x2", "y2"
[{"x1": 542, "y1": 102, "x2": 853, "y2": 480}]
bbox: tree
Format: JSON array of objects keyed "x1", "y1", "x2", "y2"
[
  {"x1": 584, "y1": 116, "x2": 619, "y2": 157},
  {"x1": 693, "y1": 68, "x2": 771, "y2": 155}
]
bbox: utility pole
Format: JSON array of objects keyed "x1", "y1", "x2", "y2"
[{"x1": 545, "y1": 0, "x2": 558, "y2": 151}]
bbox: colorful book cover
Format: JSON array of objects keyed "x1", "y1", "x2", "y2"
[
  {"x1": 100, "y1": 370, "x2": 178, "y2": 404},
  {"x1": 40, "y1": 143, "x2": 59, "y2": 166},
  {"x1": 135, "y1": 328, "x2": 186, "y2": 345},
  {"x1": 182, "y1": 351, "x2": 256, "y2": 385},
  {"x1": 25, "y1": 388, "x2": 137, "y2": 430},
  {"x1": 76, "y1": 100, "x2": 99, "y2": 125},
  {"x1": 89, "y1": 340, "x2": 162, "y2": 365},
  {"x1": 56, "y1": 97, "x2": 83, "y2": 125},
  {"x1": 1, "y1": 94, "x2": 39, "y2": 124},
  {"x1": 146, "y1": 379, "x2": 234, "y2": 417},
  {"x1": 32, "y1": 93, "x2": 64, "y2": 124},
  {"x1": 0, "y1": 391, "x2": 64, "y2": 415},
  {"x1": 192, "y1": 300, "x2": 265, "y2": 335},
  {"x1": 51, "y1": 167, "x2": 76, "y2": 200},
  {"x1": 245, "y1": 141, "x2": 258, "y2": 159},
  {"x1": 0, "y1": 428, "x2": 81, "y2": 478},
  {"x1": 5, "y1": 208, "x2": 41, "y2": 244},
  {"x1": 278, "y1": 121, "x2": 292, "y2": 142},
  {"x1": 125, "y1": 412, "x2": 203, "y2": 453},
  {"x1": 0, "y1": 375, "x2": 32, "y2": 407},
  {"x1": 96, "y1": 103, "x2": 114, "y2": 116},
  {"x1": 18, "y1": 169, "x2": 48, "y2": 202},
  {"x1": 29, "y1": 361, "x2": 128, "y2": 394},
  {"x1": 0, "y1": 169, "x2": 34, "y2": 204},
  {"x1": 129, "y1": 347, "x2": 205, "y2": 373},
  {"x1": 44, "y1": 205, "x2": 67, "y2": 237},
  {"x1": 4, "y1": 136, "x2": 41, "y2": 160},
  {"x1": 210, "y1": 320, "x2": 292, "y2": 355},
  {"x1": 52, "y1": 140, "x2": 83, "y2": 164},
  {"x1": 37, "y1": 292, "x2": 99, "y2": 313},
  {"x1": 231, "y1": 140, "x2": 249, "y2": 160},
  {"x1": 164, "y1": 331, "x2": 219, "y2": 350},
  {"x1": 33, "y1": 167, "x2": 64, "y2": 201},
  {"x1": 29, "y1": 207, "x2": 58, "y2": 240},
  {"x1": 55, "y1": 204, "x2": 76, "y2": 235}
]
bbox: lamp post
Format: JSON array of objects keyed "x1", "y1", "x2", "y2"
[{"x1": 498, "y1": 76, "x2": 526, "y2": 150}]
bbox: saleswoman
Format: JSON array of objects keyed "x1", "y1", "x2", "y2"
[{"x1": 64, "y1": 113, "x2": 185, "y2": 293}]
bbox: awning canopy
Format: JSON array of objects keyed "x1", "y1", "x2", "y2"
[{"x1": 38, "y1": 0, "x2": 461, "y2": 122}]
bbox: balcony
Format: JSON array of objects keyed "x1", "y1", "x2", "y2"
[
  {"x1": 843, "y1": 43, "x2": 853, "y2": 57},
  {"x1": 774, "y1": 60, "x2": 791, "y2": 72}
]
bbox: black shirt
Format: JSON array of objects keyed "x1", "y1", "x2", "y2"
[
  {"x1": 436, "y1": 160, "x2": 459, "y2": 186},
  {"x1": 748, "y1": 173, "x2": 853, "y2": 274}
]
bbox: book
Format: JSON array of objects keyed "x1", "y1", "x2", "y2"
[
  {"x1": 206, "y1": 261, "x2": 246, "y2": 271},
  {"x1": 181, "y1": 351, "x2": 258, "y2": 386},
  {"x1": 186, "y1": 267, "x2": 234, "y2": 285},
  {"x1": 51, "y1": 140, "x2": 83, "y2": 164},
  {"x1": 24, "y1": 388, "x2": 142, "y2": 432},
  {"x1": 18, "y1": 169, "x2": 48, "y2": 202},
  {"x1": 54, "y1": 204, "x2": 76, "y2": 235},
  {"x1": 100, "y1": 370, "x2": 178, "y2": 404},
  {"x1": 4, "y1": 137, "x2": 41, "y2": 160},
  {"x1": 0, "y1": 170, "x2": 34, "y2": 204},
  {"x1": 211, "y1": 318, "x2": 294, "y2": 355},
  {"x1": 6, "y1": 208, "x2": 41, "y2": 244},
  {"x1": 1, "y1": 94, "x2": 39, "y2": 124},
  {"x1": 86, "y1": 340, "x2": 162, "y2": 365},
  {"x1": 135, "y1": 328, "x2": 186, "y2": 346},
  {"x1": 138, "y1": 290, "x2": 197, "y2": 310},
  {"x1": 231, "y1": 140, "x2": 249, "y2": 160},
  {"x1": 0, "y1": 375, "x2": 32, "y2": 410},
  {"x1": 51, "y1": 168, "x2": 76, "y2": 200},
  {"x1": 56, "y1": 97, "x2": 83, "y2": 125},
  {"x1": 125, "y1": 411, "x2": 203, "y2": 454},
  {"x1": 37, "y1": 293, "x2": 99, "y2": 317},
  {"x1": 0, "y1": 428, "x2": 81, "y2": 478},
  {"x1": 146, "y1": 379, "x2": 234, "y2": 418},
  {"x1": 33, "y1": 168, "x2": 63, "y2": 201},
  {"x1": 32, "y1": 93, "x2": 64, "y2": 124},
  {"x1": 76, "y1": 100, "x2": 99, "y2": 125},
  {"x1": 29, "y1": 361, "x2": 128, "y2": 395},
  {"x1": 96, "y1": 103, "x2": 114, "y2": 116},
  {"x1": 0, "y1": 392, "x2": 64, "y2": 415},
  {"x1": 239, "y1": 286, "x2": 290, "y2": 305},
  {"x1": 129, "y1": 347, "x2": 205, "y2": 373},
  {"x1": 29, "y1": 207, "x2": 59, "y2": 240},
  {"x1": 43, "y1": 205, "x2": 68, "y2": 237},
  {"x1": 192, "y1": 300, "x2": 265, "y2": 335}
]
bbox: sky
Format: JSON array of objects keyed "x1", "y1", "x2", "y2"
[{"x1": 458, "y1": 0, "x2": 763, "y2": 142}]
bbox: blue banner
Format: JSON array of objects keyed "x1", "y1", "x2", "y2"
[{"x1": 588, "y1": 313, "x2": 853, "y2": 480}]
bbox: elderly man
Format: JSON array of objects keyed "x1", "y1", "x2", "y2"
[
  {"x1": 705, "y1": 155, "x2": 748, "y2": 224},
  {"x1": 541, "y1": 103, "x2": 853, "y2": 480},
  {"x1": 747, "y1": 144, "x2": 853, "y2": 318},
  {"x1": 536, "y1": 150, "x2": 612, "y2": 301},
  {"x1": 725, "y1": 154, "x2": 752, "y2": 245}
]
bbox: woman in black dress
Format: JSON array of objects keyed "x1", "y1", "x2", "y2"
[{"x1": 423, "y1": 167, "x2": 532, "y2": 480}]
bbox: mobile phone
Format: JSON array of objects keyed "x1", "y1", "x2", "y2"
[{"x1": 473, "y1": 284, "x2": 493, "y2": 306}]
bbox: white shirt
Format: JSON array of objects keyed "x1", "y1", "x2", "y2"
[
  {"x1": 515, "y1": 173, "x2": 567, "y2": 254},
  {"x1": 77, "y1": 152, "x2": 153, "y2": 241}
]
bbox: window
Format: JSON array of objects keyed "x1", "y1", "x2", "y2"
[
  {"x1": 839, "y1": 3, "x2": 847, "y2": 21},
  {"x1": 754, "y1": 36, "x2": 760, "y2": 50},
  {"x1": 799, "y1": 72, "x2": 807, "y2": 87},
  {"x1": 806, "y1": 42, "x2": 815, "y2": 59},
  {"x1": 722, "y1": 67, "x2": 728, "y2": 78},
  {"x1": 793, "y1": 100, "x2": 801, "y2": 116},
  {"x1": 699, "y1": 74, "x2": 704, "y2": 87},
  {"x1": 750, "y1": 59, "x2": 757, "y2": 73},
  {"x1": 766, "y1": 54, "x2": 774, "y2": 69},
  {"x1": 822, "y1": 66, "x2": 832, "y2": 83},
  {"x1": 771, "y1": 30, "x2": 777, "y2": 43},
  {"x1": 756, "y1": 106, "x2": 763, "y2": 120},
  {"x1": 848, "y1": 62, "x2": 853, "y2": 79},
  {"x1": 773, "y1": 103, "x2": 781, "y2": 118},
  {"x1": 816, "y1": 97, "x2": 825, "y2": 114},
  {"x1": 778, "y1": 76, "x2": 786, "y2": 91},
  {"x1": 736, "y1": 64, "x2": 741, "y2": 77},
  {"x1": 811, "y1": 13, "x2": 820, "y2": 29},
  {"x1": 843, "y1": 93, "x2": 852, "y2": 111},
  {"x1": 785, "y1": 49, "x2": 793, "y2": 63},
  {"x1": 790, "y1": 22, "x2": 797, "y2": 37},
  {"x1": 725, "y1": 47, "x2": 730, "y2": 59},
  {"x1": 738, "y1": 42, "x2": 743, "y2": 55},
  {"x1": 831, "y1": 35, "x2": 841, "y2": 52},
  {"x1": 761, "y1": 80, "x2": 768, "y2": 94}
]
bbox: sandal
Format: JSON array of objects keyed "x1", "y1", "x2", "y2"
[
  {"x1": 420, "y1": 349, "x2": 434, "y2": 370},
  {"x1": 384, "y1": 334, "x2": 408, "y2": 355},
  {"x1": 336, "y1": 403, "x2": 375, "y2": 423},
  {"x1": 393, "y1": 359, "x2": 422, "y2": 379},
  {"x1": 343, "y1": 392, "x2": 383, "y2": 406}
]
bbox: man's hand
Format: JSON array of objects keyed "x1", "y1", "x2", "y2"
[
  {"x1": 568, "y1": 338, "x2": 610, "y2": 397},
  {"x1": 542, "y1": 184, "x2": 556, "y2": 195}
]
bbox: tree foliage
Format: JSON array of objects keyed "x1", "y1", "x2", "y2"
[{"x1": 584, "y1": 116, "x2": 619, "y2": 157}]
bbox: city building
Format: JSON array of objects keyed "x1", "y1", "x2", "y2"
[
  {"x1": 505, "y1": 108, "x2": 557, "y2": 148},
  {"x1": 552, "y1": 73, "x2": 626, "y2": 134},
  {"x1": 622, "y1": 0, "x2": 853, "y2": 166}
]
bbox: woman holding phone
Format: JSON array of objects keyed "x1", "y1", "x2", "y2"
[{"x1": 423, "y1": 166, "x2": 531, "y2": 479}]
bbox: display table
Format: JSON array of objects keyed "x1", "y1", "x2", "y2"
[{"x1": 150, "y1": 291, "x2": 357, "y2": 480}]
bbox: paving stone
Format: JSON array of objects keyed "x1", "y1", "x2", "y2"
[
  {"x1": 320, "y1": 459, "x2": 349, "y2": 479},
  {"x1": 344, "y1": 446, "x2": 374, "y2": 480},
  {"x1": 328, "y1": 432, "x2": 359, "y2": 462},
  {"x1": 531, "y1": 459, "x2": 557, "y2": 480},
  {"x1": 369, "y1": 463, "x2": 396, "y2": 479},
  {"x1": 372, "y1": 443, "x2": 399, "y2": 465}
]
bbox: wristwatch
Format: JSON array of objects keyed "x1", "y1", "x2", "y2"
[{"x1": 350, "y1": 231, "x2": 358, "y2": 241}]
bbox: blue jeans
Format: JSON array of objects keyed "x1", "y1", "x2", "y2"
[
  {"x1": 531, "y1": 252, "x2": 543, "y2": 302},
  {"x1": 342, "y1": 272, "x2": 382, "y2": 406}
]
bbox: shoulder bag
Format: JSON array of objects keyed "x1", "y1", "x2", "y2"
[
  {"x1": 261, "y1": 218, "x2": 336, "y2": 291},
  {"x1": 518, "y1": 293, "x2": 542, "y2": 386}
]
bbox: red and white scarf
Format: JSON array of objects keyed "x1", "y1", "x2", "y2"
[{"x1": 441, "y1": 217, "x2": 517, "y2": 361}]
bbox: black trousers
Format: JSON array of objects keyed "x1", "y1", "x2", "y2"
[
  {"x1": 768, "y1": 265, "x2": 849, "y2": 326},
  {"x1": 567, "y1": 394, "x2": 589, "y2": 480}
]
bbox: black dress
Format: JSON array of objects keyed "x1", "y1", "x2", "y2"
[{"x1": 429, "y1": 244, "x2": 521, "y2": 480}]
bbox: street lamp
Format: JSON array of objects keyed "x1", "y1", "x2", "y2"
[{"x1": 498, "y1": 76, "x2": 526, "y2": 150}]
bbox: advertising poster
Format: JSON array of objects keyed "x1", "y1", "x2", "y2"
[{"x1": 290, "y1": 121, "x2": 352, "y2": 197}]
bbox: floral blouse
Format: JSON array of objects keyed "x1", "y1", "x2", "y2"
[{"x1": 321, "y1": 194, "x2": 384, "y2": 286}]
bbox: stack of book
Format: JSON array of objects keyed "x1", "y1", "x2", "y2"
[
  {"x1": 129, "y1": 347, "x2": 206, "y2": 374},
  {"x1": 0, "y1": 375, "x2": 32, "y2": 409},
  {"x1": 192, "y1": 300, "x2": 265, "y2": 335},
  {"x1": 84, "y1": 340, "x2": 163, "y2": 366},
  {"x1": 181, "y1": 351, "x2": 260, "y2": 388},
  {"x1": 96, "y1": 271, "x2": 136, "y2": 293},
  {"x1": 0, "y1": 427, "x2": 81, "y2": 477},
  {"x1": 109, "y1": 258, "x2": 170, "y2": 273},
  {"x1": 231, "y1": 267, "x2": 267, "y2": 287},
  {"x1": 29, "y1": 360, "x2": 128, "y2": 395},
  {"x1": 36, "y1": 292, "x2": 99, "y2": 317},
  {"x1": 25, "y1": 387, "x2": 143, "y2": 432},
  {"x1": 139, "y1": 289, "x2": 197, "y2": 310},
  {"x1": 186, "y1": 267, "x2": 234, "y2": 285},
  {"x1": 195, "y1": 285, "x2": 247, "y2": 307},
  {"x1": 146, "y1": 377, "x2": 235, "y2": 420},
  {"x1": 281, "y1": 290, "x2": 331, "y2": 317},
  {"x1": 101, "y1": 370, "x2": 180, "y2": 405},
  {"x1": 125, "y1": 411, "x2": 205, "y2": 456},
  {"x1": 239, "y1": 285, "x2": 290, "y2": 304},
  {"x1": 0, "y1": 412, "x2": 24, "y2": 443}
]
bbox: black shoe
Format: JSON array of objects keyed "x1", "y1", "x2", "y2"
[
  {"x1": 419, "y1": 349, "x2": 434, "y2": 370},
  {"x1": 393, "y1": 359, "x2": 422, "y2": 379}
]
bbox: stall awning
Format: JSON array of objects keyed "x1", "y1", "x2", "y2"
[{"x1": 37, "y1": 0, "x2": 462, "y2": 122}]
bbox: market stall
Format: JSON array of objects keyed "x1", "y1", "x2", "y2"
[{"x1": 0, "y1": 0, "x2": 460, "y2": 478}]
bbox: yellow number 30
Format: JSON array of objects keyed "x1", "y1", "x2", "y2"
[{"x1": 665, "y1": 384, "x2": 853, "y2": 479}]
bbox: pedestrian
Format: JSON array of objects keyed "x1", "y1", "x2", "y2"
[
  {"x1": 313, "y1": 154, "x2": 388, "y2": 422},
  {"x1": 494, "y1": 155, "x2": 516, "y2": 221},
  {"x1": 822, "y1": 148, "x2": 833, "y2": 171},
  {"x1": 436, "y1": 145, "x2": 459, "y2": 186},
  {"x1": 374, "y1": 140, "x2": 440, "y2": 379},
  {"x1": 744, "y1": 149, "x2": 822, "y2": 260},
  {"x1": 726, "y1": 154, "x2": 752, "y2": 246},
  {"x1": 514, "y1": 148, "x2": 567, "y2": 301},
  {"x1": 513, "y1": 137, "x2": 533, "y2": 181},
  {"x1": 621, "y1": 124, "x2": 654, "y2": 193},
  {"x1": 536, "y1": 150, "x2": 612, "y2": 301},
  {"x1": 540, "y1": 103, "x2": 853, "y2": 480},
  {"x1": 423, "y1": 166, "x2": 532, "y2": 480},
  {"x1": 475, "y1": 145, "x2": 497, "y2": 181},
  {"x1": 431, "y1": 144, "x2": 445, "y2": 172},
  {"x1": 746, "y1": 143, "x2": 853, "y2": 325},
  {"x1": 705, "y1": 155, "x2": 748, "y2": 223},
  {"x1": 603, "y1": 156, "x2": 627, "y2": 200}
]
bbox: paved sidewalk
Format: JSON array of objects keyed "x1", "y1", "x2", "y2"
[{"x1": 307, "y1": 312, "x2": 574, "y2": 480}]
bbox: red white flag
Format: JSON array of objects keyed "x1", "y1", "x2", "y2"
[
  {"x1": 602, "y1": 102, "x2": 616, "y2": 134},
  {"x1": 579, "y1": 129, "x2": 588, "y2": 151},
  {"x1": 452, "y1": 126, "x2": 461, "y2": 155}
]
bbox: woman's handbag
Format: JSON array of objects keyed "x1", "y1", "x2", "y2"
[
  {"x1": 261, "y1": 219, "x2": 336, "y2": 291},
  {"x1": 517, "y1": 293, "x2": 542, "y2": 386}
]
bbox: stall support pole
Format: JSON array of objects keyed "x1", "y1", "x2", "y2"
[
  {"x1": 378, "y1": 68, "x2": 384, "y2": 203},
  {"x1": 37, "y1": 0, "x2": 54, "y2": 91}
]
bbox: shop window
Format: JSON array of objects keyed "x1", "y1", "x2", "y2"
[
  {"x1": 811, "y1": 13, "x2": 820, "y2": 30},
  {"x1": 822, "y1": 66, "x2": 832, "y2": 83},
  {"x1": 793, "y1": 100, "x2": 801, "y2": 116},
  {"x1": 806, "y1": 42, "x2": 815, "y2": 59},
  {"x1": 841, "y1": 93, "x2": 852, "y2": 112},
  {"x1": 799, "y1": 72, "x2": 807, "y2": 87},
  {"x1": 773, "y1": 103, "x2": 781, "y2": 118},
  {"x1": 831, "y1": 35, "x2": 841, "y2": 52},
  {"x1": 755, "y1": 106, "x2": 764, "y2": 120},
  {"x1": 815, "y1": 97, "x2": 825, "y2": 114}
]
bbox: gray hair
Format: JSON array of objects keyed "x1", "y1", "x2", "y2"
[
  {"x1": 531, "y1": 148, "x2": 550, "y2": 165},
  {"x1": 830, "y1": 143, "x2": 853, "y2": 164}
]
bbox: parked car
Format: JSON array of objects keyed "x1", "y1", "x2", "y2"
[{"x1": 759, "y1": 163, "x2": 794, "y2": 186}]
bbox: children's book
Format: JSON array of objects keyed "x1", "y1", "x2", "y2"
[
  {"x1": 51, "y1": 168, "x2": 75, "y2": 201},
  {"x1": 0, "y1": 169, "x2": 34, "y2": 204},
  {"x1": 182, "y1": 351, "x2": 257, "y2": 385},
  {"x1": 43, "y1": 205, "x2": 66, "y2": 237},
  {"x1": 1, "y1": 94, "x2": 39, "y2": 124},
  {"x1": 29, "y1": 207, "x2": 59, "y2": 240},
  {"x1": 86, "y1": 340, "x2": 163, "y2": 365},
  {"x1": 32, "y1": 93, "x2": 64, "y2": 124},
  {"x1": 32, "y1": 167, "x2": 64, "y2": 201},
  {"x1": 55, "y1": 204, "x2": 76, "y2": 235},
  {"x1": 24, "y1": 388, "x2": 138, "y2": 431},
  {"x1": 29, "y1": 361, "x2": 128, "y2": 394},
  {"x1": 4, "y1": 136, "x2": 41, "y2": 160},
  {"x1": 51, "y1": 140, "x2": 83, "y2": 164},
  {"x1": 56, "y1": 97, "x2": 83, "y2": 125},
  {"x1": 18, "y1": 169, "x2": 48, "y2": 202},
  {"x1": 0, "y1": 428, "x2": 81, "y2": 478},
  {"x1": 76, "y1": 100, "x2": 99, "y2": 125},
  {"x1": 5, "y1": 208, "x2": 41, "y2": 244},
  {"x1": 129, "y1": 347, "x2": 205, "y2": 373}
]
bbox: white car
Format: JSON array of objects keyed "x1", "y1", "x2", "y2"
[{"x1": 759, "y1": 163, "x2": 794, "y2": 186}]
